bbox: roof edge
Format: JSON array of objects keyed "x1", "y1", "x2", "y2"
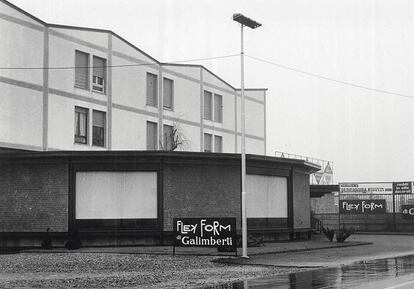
[{"x1": 1, "y1": 0, "x2": 46, "y2": 25}]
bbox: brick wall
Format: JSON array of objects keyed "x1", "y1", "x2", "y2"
[
  {"x1": 0, "y1": 162, "x2": 68, "y2": 232},
  {"x1": 163, "y1": 163, "x2": 241, "y2": 231},
  {"x1": 311, "y1": 193, "x2": 338, "y2": 214}
]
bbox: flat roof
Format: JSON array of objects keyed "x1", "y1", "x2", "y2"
[{"x1": 0, "y1": 150, "x2": 320, "y2": 172}]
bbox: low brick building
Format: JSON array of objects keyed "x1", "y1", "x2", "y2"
[{"x1": 0, "y1": 151, "x2": 318, "y2": 247}]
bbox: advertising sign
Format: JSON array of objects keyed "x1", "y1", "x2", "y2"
[
  {"x1": 393, "y1": 182, "x2": 413, "y2": 194},
  {"x1": 339, "y1": 183, "x2": 392, "y2": 195},
  {"x1": 402, "y1": 205, "x2": 414, "y2": 219},
  {"x1": 173, "y1": 218, "x2": 237, "y2": 249},
  {"x1": 339, "y1": 199, "x2": 386, "y2": 214}
]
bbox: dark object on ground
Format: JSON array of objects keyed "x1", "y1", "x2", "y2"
[
  {"x1": 336, "y1": 227, "x2": 355, "y2": 243},
  {"x1": 248, "y1": 234, "x2": 265, "y2": 247},
  {"x1": 65, "y1": 230, "x2": 82, "y2": 250},
  {"x1": 235, "y1": 234, "x2": 264, "y2": 247},
  {"x1": 217, "y1": 246, "x2": 237, "y2": 252},
  {"x1": 41, "y1": 228, "x2": 52, "y2": 249},
  {"x1": 322, "y1": 227, "x2": 335, "y2": 242}
]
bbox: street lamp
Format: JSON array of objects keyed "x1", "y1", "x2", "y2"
[{"x1": 232, "y1": 13, "x2": 261, "y2": 258}]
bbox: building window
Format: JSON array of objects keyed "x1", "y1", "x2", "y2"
[
  {"x1": 146, "y1": 121, "x2": 158, "y2": 150},
  {"x1": 92, "y1": 110, "x2": 106, "y2": 147},
  {"x1": 214, "y1": 135, "x2": 223, "y2": 153},
  {"x1": 204, "y1": 90, "x2": 212, "y2": 120},
  {"x1": 163, "y1": 78, "x2": 174, "y2": 110},
  {"x1": 92, "y1": 56, "x2": 106, "y2": 93},
  {"x1": 74, "y1": 106, "x2": 88, "y2": 144},
  {"x1": 163, "y1": 124, "x2": 173, "y2": 150},
  {"x1": 146, "y1": 73, "x2": 158, "y2": 107},
  {"x1": 214, "y1": 94, "x2": 223, "y2": 123},
  {"x1": 204, "y1": 133, "x2": 212, "y2": 152},
  {"x1": 75, "y1": 50, "x2": 89, "y2": 90}
]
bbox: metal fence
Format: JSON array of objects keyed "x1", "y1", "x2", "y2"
[{"x1": 314, "y1": 190, "x2": 414, "y2": 232}]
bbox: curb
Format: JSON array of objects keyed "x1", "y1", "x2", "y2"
[{"x1": 245, "y1": 241, "x2": 373, "y2": 256}]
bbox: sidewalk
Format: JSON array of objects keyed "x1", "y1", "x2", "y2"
[
  {"x1": 218, "y1": 234, "x2": 414, "y2": 267},
  {"x1": 22, "y1": 234, "x2": 370, "y2": 257}
]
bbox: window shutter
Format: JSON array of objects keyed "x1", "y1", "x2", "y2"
[
  {"x1": 214, "y1": 135, "x2": 223, "y2": 153},
  {"x1": 204, "y1": 91, "x2": 212, "y2": 120},
  {"x1": 214, "y1": 94, "x2": 222, "y2": 122},
  {"x1": 75, "y1": 51, "x2": 89, "y2": 89},
  {"x1": 146, "y1": 73, "x2": 158, "y2": 107},
  {"x1": 204, "y1": 133, "x2": 212, "y2": 152},
  {"x1": 146, "y1": 121, "x2": 157, "y2": 150},
  {"x1": 92, "y1": 56, "x2": 106, "y2": 92},
  {"x1": 93, "y1": 56, "x2": 105, "y2": 79},
  {"x1": 163, "y1": 78, "x2": 173, "y2": 109}
]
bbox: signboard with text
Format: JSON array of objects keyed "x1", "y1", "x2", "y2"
[
  {"x1": 173, "y1": 218, "x2": 237, "y2": 249},
  {"x1": 339, "y1": 183, "x2": 392, "y2": 195},
  {"x1": 402, "y1": 205, "x2": 414, "y2": 219},
  {"x1": 339, "y1": 199, "x2": 386, "y2": 214},
  {"x1": 393, "y1": 182, "x2": 413, "y2": 194}
]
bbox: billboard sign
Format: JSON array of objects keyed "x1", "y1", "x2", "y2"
[
  {"x1": 339, "y1": 183, "x2": 392, "y2": 195},
  {"x1": 393, "y1": 182, "x2": 413, "y2": 194},
  {"x1": 339, "y1": 199, "x2": 386, "y2": 214},
  {"x1": 173, "y1": 218, "x2": 237, "y2": 249}
]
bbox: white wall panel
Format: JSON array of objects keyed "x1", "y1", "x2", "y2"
[
  {"x1": 246, "y1": 175, "x2": 288, "y2": 218},
  {"x1": 76, "y1": 172, "x2": 157, "y2": 219}
]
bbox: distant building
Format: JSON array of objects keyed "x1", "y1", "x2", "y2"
[{"x1": 0, "y1": 0, "x2": 267, "y2": 154}]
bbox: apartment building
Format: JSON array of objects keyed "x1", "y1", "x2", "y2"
[{"x1": 0, "y1": 0, "x2": 267, "y2": 154}]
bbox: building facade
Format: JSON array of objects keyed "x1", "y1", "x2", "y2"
[
  {"x1": 0, "y1": 151, "x2": 318, "y2": 247},
  {"x1": 0, "y1": 0, "x2": 267, "y2": 154}
]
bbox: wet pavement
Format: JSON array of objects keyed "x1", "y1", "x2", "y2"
[{"x1": 205, "y1": 254, "x2": 414, "y2": 289}]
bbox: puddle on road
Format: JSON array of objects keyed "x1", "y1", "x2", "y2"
[{"x1": 205, "y1": 255, "x2": 414, "y2": 289}]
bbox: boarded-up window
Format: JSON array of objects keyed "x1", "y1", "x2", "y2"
[
  {"x1": 163, "y1": 124, "x2": 173, "y2": 150},
  {"x1": 76, "y1": 172, "x2": 157, "y2": 219},
  {"x1": 163, "y1": 78, "x2": 174, "y2": 109},
  {"x1": 204, "y1": 90, "x2": 212, "y2": 120},
  {"x1": 92, "y1": 110, "x2": 106, "y2": 147},
  {"x1": 214, "y1": 135, "x2": 223, "y2": 153},
  {"x1": 204, "y1": 133, "x2": 212, "y2": 152},
  {"x1": 74, "y1": 106, "x2": 88, "y2": 144},
  {"x1": 146, "y1": 73, "x2": 158, "y2": 107},
  {"x1": 146, "y1": 121, "x2": 158, "y2": 150},
  {"x1": 214, "y1": 94, "x2": 223, "y2": 122},
  {"x1": 246, "y1": 175, "x2": 288, "y2": 219},
  {"x1": 75, "y1": 50, "x2": 89, "y2": 89},
  {"x1": 92, "y1": 56, "x2": 106, "y2": 93}
]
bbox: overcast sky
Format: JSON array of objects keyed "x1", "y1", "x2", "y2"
[{"x1": 8, "y1": 0, "x2": 414, "y2": 183}]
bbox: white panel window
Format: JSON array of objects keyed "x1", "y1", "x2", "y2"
[
  {"x1": 163, "y1": 78, "x2": 174, "y2": 110},
  {"x1": 204, "y1": 90, "x2": 212, "y2": 120},
  {"x1": 146, "y1": 73, "x2": 158, "y2": 107},
  {"x1": 146, "y1": 121, "x2": 158, "y2": 150},
  {"x1": 92, "y1": 56, "x2": 106, "y2": 93},
  {"x1": 214, "y1": 94, "x2": 223, "y2": 123},
  {"x1": 75, "y1": 50, "x2": 89, "y2": 89},
  {"x1": 204, "y1": 133, "x2": 212, "y2": 152},
  {"x1": 214, "y1": 135, "x2": 223, "y2": 153},
  {"x1": 246, "y1": 175, "x2": 288, "y2": 218},
  {"x1": 76, "y1": 172, "x2": 157, "y2": 219}
]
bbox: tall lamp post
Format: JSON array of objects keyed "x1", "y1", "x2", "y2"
[{"x1": 232, "y1": 13, "x2": 261, "y2": 258}]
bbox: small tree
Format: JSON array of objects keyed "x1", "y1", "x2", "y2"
[{"x1": 160, "y1": 122, "x2": 187, "y2": 151}]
